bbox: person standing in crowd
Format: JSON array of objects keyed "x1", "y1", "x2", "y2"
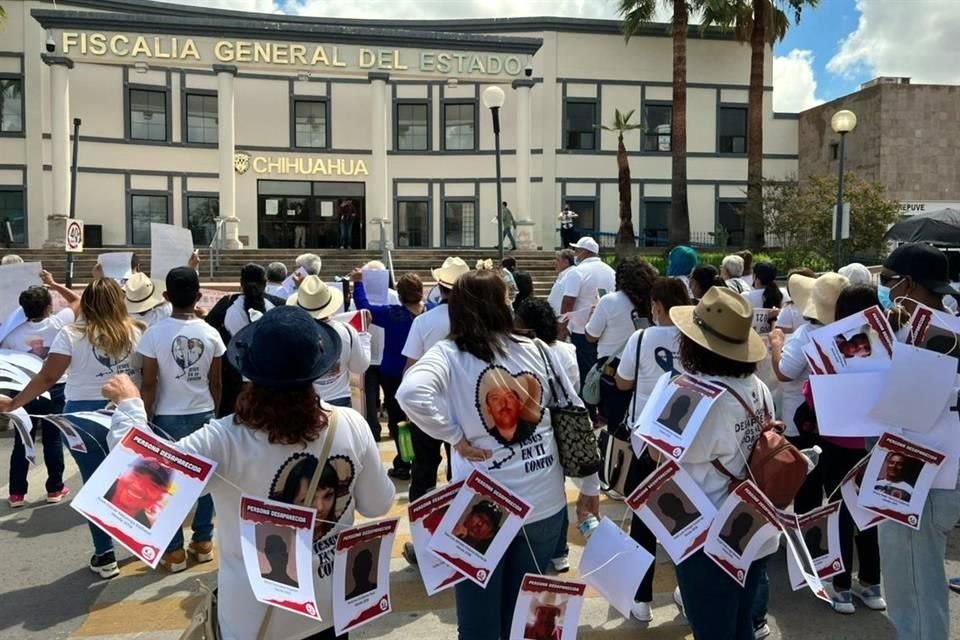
[
  {"x1": 501, "y1": 201, "x2": 518, "y2": 252},
  {"x1": 3, "y1": 272, "x2": 80, "y2": 508},
  {"x1": 512, "y1": 271, "x2": 534, "y2": 315},
  {"x1": 838, "y1": 262, "x2": 872, "y2": 287},
  {"x1": 736, "y1": 250, "x2": 754, "y2": 291},
  {"x1": 547, "y1": 249, "x2": 576, "y2": 316},
  {"x1": 746, "y1": 262, "x2": 784, "y2": 310},
  {"x1": 287, "y1": 276, "x2": 370, "y2": 408},
  {"x1": 102, "y1": 305, "x2": 395, "y2": 640},
  {"x1": 775, "y1": 267, "x2": 816, "y2": 334},
  {"x1": 615, "y1": 276, "x2": 691, "y2": 622},
  {"x1": 666, "y1": 245, "x2": 699, "y2": 296},
  {"x1": 561, "y1": 237, "x2": 615, "y2": 385},
  {"x1": 137, "y1": 267, "x2": 226, "y2": 573},
  {"x1": 338, "y1": 199, "x2": 357, "y2": 250},
  {"x1": 124, "y1": 272, "x2": 171, "y2": 328},
  {"x1": 0, "y1": 278, "x2": 145, "y2": 579},
  {"x1": 357, "y1": 260, "x2": 399, "y2": 441},
  {"x1": 721, "y1": 255, "x2": 748, "y2": 294},
  {"x1": 265, "y1": 261, "x2": 288, "y2": 296},
  {"x1": 1, "y1": 254, "x2": 23, "y2": 265},
  {"x1": 396, "y1": 269, "x2": 600, "y2": 640},
  {"x1": 500, "y1": 257, "x2": 520, "y2": 303},
  {"x1": 558, "y1": 202, "x2": 578, "y2": 248},
  {"x1": 689, "y1": 264, "x2": 726, "y2": 302}
]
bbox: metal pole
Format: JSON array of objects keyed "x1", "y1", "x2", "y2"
[
  {"x1": 834, "y1": 131, "x2": 846, "y2": 271},
  {"x1": 67, "y1": 118, "x2": 81, "y2": 288},
  {"x1": 491, "y1": 106, "x2": 504, "y2": 261}
]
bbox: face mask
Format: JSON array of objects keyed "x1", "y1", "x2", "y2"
[{"x1": 878, "y1": 285, "x2": 893, "y2": 309}]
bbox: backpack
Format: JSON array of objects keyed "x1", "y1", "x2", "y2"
[{"x1": 710, "y1": 381, "x2": 809, "y2": 509}]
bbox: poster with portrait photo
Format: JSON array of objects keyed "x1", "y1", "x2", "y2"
[
  {"x1": 703, "y1": 481, "x2": 780, "y2": 587},
  {"x1": 787, "y1": 501, "x2": 844, "y2": 588},
  {"x1": 840, "y1": 455, "x2": 885, "y2": 531},
  {"x1": 778, "y1": 510, "x2": 830, "y2": 602},
  {"x1": 509, "y1": 574, "x2": 585, "y2": 640},
  {"x1": 635, "y1": 373, "x2": 725, "y2": 461},
  {"x1": 408, "y1": 481, "x2": 467, "y2": 596},
  {"x1": 806, "y1": 306, "x2": 895, "y2": 375},
  {"x1": 39, "y1": 411, "x2": 117, "y2": 454},
  {"x1": 6, "y1": 408, "x2": 35, "y2": 465},
  {"x1": 71, "y1": 426, "x2": 216, "y2": 568},
  {"x1": 905, "y1": 303, "x2": 960, "y2": 370},
  {"x1": 625, "y1": 460, "x2": 716, "y2": 563},
  {"x1": 857, "y1": 432, "x2": 945, "y2": 529},
  {"x1": 332, "y1": 518, "x2": 399, "y2": 634},
  {"x1": 239, "y1": 495, "x2": 320, "y2": 620},
  {"x1": 428, "y1": 469, "x2": 532, "y2": 587}
]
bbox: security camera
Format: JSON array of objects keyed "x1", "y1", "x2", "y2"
[
  {"x1": 524, "y1": 63, "x2": 533, "y2": 78},
  {"x1": 46, "y1": 32, "x2": 56, "y2": 53}
]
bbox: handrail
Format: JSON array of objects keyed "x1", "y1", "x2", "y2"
[{"x1": 209, "y1": 218, "x2": 225, "y2": 279}]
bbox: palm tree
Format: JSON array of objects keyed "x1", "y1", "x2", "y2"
[
  {"x1": 602, "y1": 109, "x2": 644, "y2": 257},
  {"x1": 0, "y1": 78, "x2": 21, "y2": 133},
  {"x1": 620, "y1": 0, "x2": 694, "y2": 246}
]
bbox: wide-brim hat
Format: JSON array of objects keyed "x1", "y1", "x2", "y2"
[
  {"x1": 790, "y1": 273, "x2": 849, "y2": 325},
  {"x1": 226, "y1": 305, "x2": 341, "y2": 389},
  {"x1": 431, "y1": 256, "x2": 470, "y2": 289},
  {"x1": 124, "y1": 272, "x2": 165, "y2": 314},
  {"x1": 286, "y1": 275, "x2": 344, "y2": 320},
  {"x1": 670, "y1": 286, "x2": 767, "y2": 363}
]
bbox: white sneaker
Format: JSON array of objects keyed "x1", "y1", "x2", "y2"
[
  {"x1": 673, "y1": 586, "x2": 685, "y2": 618},
  {"x1": 551, "y1": 556, "x2": 570, "y2": 573},
  {"x1": 825, "y1": 584, "x2": 856, "y2": 615},
  {"x1": 754, "y1": 623, "x2": 771, "y2": 639},
  {"x1": 630, "y1": 601, "x2": 652, "y2": 622},
  {"x1": 852, "y1": 582, "x2": 886, "y2": 611}
]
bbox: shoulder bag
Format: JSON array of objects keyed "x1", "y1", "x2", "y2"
[{"x1": 598, "y1": 330, "x2": 643, "y2": 496}]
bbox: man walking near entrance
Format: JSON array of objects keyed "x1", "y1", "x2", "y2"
[
  {"x1": 501, "y1": 201, "x2": 517, "y2": 252},
  {"x1": 339, "y1": 199, "x2": 357, "y2": 249}
]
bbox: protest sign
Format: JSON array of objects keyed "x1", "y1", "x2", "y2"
[
  {"x1": 905, "y1": 303, "x2": 960, "y2": 367},
  {"x1": 0, "y1": 350, "x2": 44, "y2": 376},
  {"x1": 635, "y1": 373, "x2": 725, "y2": 460},
  {"x1": 98, "y1": 252, "x2": 133, "y2": 282},
  {"x1": 240, "y1": 495, "x2": 321, "y2": 619},
  {"x1": 857, "y1": 432, "x2": 945, "y2": 529},
  {"x1": 578, "y1": 517, "x2": 654, "y2": 618},
  {"x1": 428, "y1": 470, "x2": 532, "y2": 587},
  {"x1": 36, "y1": 414, "x2": 95, "y2": 454},
  {"x1": 362, "y1": 270, "x2": 390, "y2": 305},
  {"x1": 806, "y1": 306, "x2": 895, "y2": 374},
  {"x1": 626, "y1": 460, "x2": 716, "y2": 563},
  {"x1": 778, "y1": 510, "x2": 830, "y2": 602},
  {"x1": 333, "y1": 519, "x2": 399, "y2": 634},
  {"x1": 752, "y1": 308, "x2": 773, "y2": 336},
  {"x1": 809, "y1": 372, "x2": 888, "y2": 438},
  {"x1": 6, "y1": 408, "x2": 35, "y2": 464},
  {"x1": 509, "y1": 574, "x2": 585, "y2": 640},
  {"x1": 868, "y1": 341, "x2": 954, "y2": 433},
  {"x1": 150, "y1": 223, "x2": 194, "y2": 282},
  {"x1": 0, "y1": 262, "x2": 41, "y2": 323},
  {"x1": 785, "y1": 502, "x2": 844, "y2": 589},
  {"x1": 0, "y1": 307, "x2": 27, "y2": 348},
  {"x1": 276, "y1": 267, "x2": 307, "y2": 300},
  {"x1": 407, "y1": 481, "x2": 467, "y2": 595},
  {"x1": 703, "y1": 482, "x2": 781, "y2": 587},
  {"x1": 71, "y1": 426, "x2": 216, "y2": 567},
  {"x1": 840, "y1": 456, "x2": 885, "y2": 531}
]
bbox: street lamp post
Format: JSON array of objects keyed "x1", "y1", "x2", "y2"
[
  {"x1": 831, "y1": 109, "x2": 857, "y2": 270},
  {"x1": 483, "y1": 86, "x2": 506, "y2": 260}
]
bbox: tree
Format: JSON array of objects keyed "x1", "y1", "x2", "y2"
[
  {"x1": 0, "y1": 78, "x2": 20, "y2": 133},
  {"x1": 602, "y1": 109, "x2": 644, "y2": 257}
]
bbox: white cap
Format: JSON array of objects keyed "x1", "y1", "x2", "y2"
[{"x1": 569, "y1": 236, "x2": 600, "y2": 254}]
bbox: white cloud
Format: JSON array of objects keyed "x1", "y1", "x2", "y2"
[
  {"x1": 827, "y1": 0, "x2": 960, "y2": 84},
  {"x1": 772, "y1": 49, "x2": 823, "y2": 112}
]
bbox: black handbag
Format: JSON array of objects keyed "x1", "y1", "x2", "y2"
[
  {"x1": 598, "y1": 330, "x2": 643, "y2": 495},
  {"x1": 536, "y1": 341, "x2": 601, "y2": 478}
]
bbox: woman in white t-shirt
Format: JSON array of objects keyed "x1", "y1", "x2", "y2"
[
  {"x1": 0, "y1": 278, "x2": 144, "y2": 579},
  {"x1": 396, "y1": 270, "x2": 601, "y2": 640}
]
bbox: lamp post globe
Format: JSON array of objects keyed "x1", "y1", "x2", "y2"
[{"x1": 482, "y1": 85, "x2": 506, "y2": 110}]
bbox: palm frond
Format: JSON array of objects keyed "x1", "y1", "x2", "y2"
[{"x1": 619, "y1": 0, "x2": 658, "y2": 42}]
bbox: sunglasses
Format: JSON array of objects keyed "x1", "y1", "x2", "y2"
[{"x1": 879, "y1": 273, "x2": 905, "y2": 286}]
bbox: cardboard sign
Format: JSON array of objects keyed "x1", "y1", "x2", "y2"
[
  {"x1": 626, "y1": 460, "x2": 716, "y2": 564},
  {"x1": 333, "y1": 519, "x2": 399, "y2": 634},
  {"x1": 778, "y1": 510, "x2": 830, "y2": 602},
  {"x1": 578, "y1": 517, "x2": 654, "y2": 618},
  {"x1": 509, "y1": 574, "x2": 586, "y2": 640},
  {"x1": 407, "y1": 481, "x2": 467, "y2": 595},
  {"x1": 703, "y1": 482, "x2": 781, "y2": 587},
  {"x1": 428, "y1": 470, "x2": 532, "y2": 587},
  {"x1": 65, "y1": 219, "x2": 84, "y2": 253},
  {"x1": 805, "y1": 306, "x2": 895, "y2": 375},
  {"x1": 6, "y1": 408, "x2": 35, "y2": 464},
  {"x1": 840, "y1": 456, "x2": 885, "y2": 531},
  {"x1": 240, "y1": 495, "x2": 321, "y2": 619},
  {"x1": 785, "y1": 501, "x2": 844, "y2": 588},
  {"x1": 635, "y1": 373, "x2": 725, "y2": 461},
  {"x1": 71, "y1": 426, "x2": 216, "y2": 567},
  {"x1": 150, "y1": 223, "x2": 194, "y2": 281}
]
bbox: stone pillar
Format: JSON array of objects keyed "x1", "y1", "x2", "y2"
[
  {"x1": 512, "y1": 78, "x2": 536, "y2": 248},
  {"x1": 42, "y1": 55, "x2": 73, "y2": 248},
  {"x1": 368, "y1": 72, "x2": 391, "y2": 249},
  {"x1": 214, "y1": 64, "x2": 243, "y2": 249}
]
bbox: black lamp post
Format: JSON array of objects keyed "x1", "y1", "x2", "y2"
[
  {"x1": 831, "y1": 109, "x2": 857, "y2": 270},
  {"x1": 483, "y1": 86, "x2": 506, "y2": 260}
]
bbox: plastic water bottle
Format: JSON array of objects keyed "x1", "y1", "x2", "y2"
[
  {"x1": 397, "y1": 422, "x2": 415, "y2": 463},
  {"x1": 578, "y1": 515, "x2": 600, "y2": 539},
  {"x1": 800, "y1": 446, "x2": 822, "y2": 474}
]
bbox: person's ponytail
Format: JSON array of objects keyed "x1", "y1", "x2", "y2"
[{"x1": 763, "y1": 282, "x2": 784, "y2": 308}]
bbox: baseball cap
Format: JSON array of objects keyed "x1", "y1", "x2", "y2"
[
  {"x1": 569, "y1": 236, "x2": 600, "y2": 254},
  {"x1": 884, "y1": 243, "x2": 958, "y2": 295}
]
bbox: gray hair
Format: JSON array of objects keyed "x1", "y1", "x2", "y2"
[
  {"x1": 721, "y1": 254, "x2": 744, "y2": 278},
  {"x1": 363, "y1": 260, "x2": 386, "y2": 271},
  {"x1": 266, "y1": 261, "x2": 287, "y2": 283},
  {"x1": 556, "y1": 249, "x2": 576, "y2": 268},
  {"x1": 1, "y1": 254, "x2": 24, "y2": 265},
  {"x1": 295, "y1": 253, "x2": 322, "y2": 276}
]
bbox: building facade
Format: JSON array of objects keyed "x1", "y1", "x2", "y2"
[
  {"x1": 799, "y1": 78, "x2": 960, "y2": 216},
  {"x1": 0, "y1": 0, "x2": 799, "y2": 250}
]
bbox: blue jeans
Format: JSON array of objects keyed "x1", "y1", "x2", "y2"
[
  {"x1": 64, "y1": 399, "x2": 114, "y2": 556},
  {"x1": 9, "y1": 383, "x2": 66, "y2": 495},
  {"x1": 501, "y1": 227, "x2": 517, "y2": 251},
  {"x1": 879, "y1": 485, "x2": 960, "y2": 640},
  {"x1": 455, "y1": 508, "x2": 564, "y2": 640},
  {"x1": 153, "y1": 412, "x2": 216, "y2": 552},
  {"x1": 569, "y1": 333, "x2": 597, "y2": 389},
  {"x1": 751, "y1": 558, "x2": 769, "y2": 629},
  {"x1": 339, "y1": 217, "x2": 353, "y2": 248},
  {"x1": 675, "y1": 549, "x2": 766, "y2": 640}
]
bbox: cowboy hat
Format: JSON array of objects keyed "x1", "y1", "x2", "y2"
[
  {"x1": 789, "y1": 273, "x2": 849, "y2": 325},
  {"x1": 670, "y1": 286, "x2": 767, "y2": 363},
  {"x1": 123, "y1": 272, "x2": 165, "y2": 314},
  {"x1": 286, "y1": 275, "x2": 343, "y2": 320},
  {"x1": 431, "y1": 256, "x2": 470, "y2": 289}
]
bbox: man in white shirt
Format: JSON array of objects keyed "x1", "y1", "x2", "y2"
[
  {"x1": 560, "y1": 237, "x2": 615, "y2": 386},
  {"x1": 265, "y1": 262, "x2": 287, "y2": 296},
  {"x1": 721, "y1": 255, "x2": 748, "y2": 294},
  {"x1": 547, "y1": 249, "x2": 576, "y2": 316}
]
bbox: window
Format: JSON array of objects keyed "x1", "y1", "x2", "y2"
[
  {"x1": 130, "y1": 194, "x2": 168, "y2": 245},
  {"x1": 185, "y1": 93, "x2": 218, "y2": 144},
  {"x1": 186, "y1": 196, "x2": 219, "y2": 246},
  {"x1": 642, "y1": 103, "x2": 671, "y2": 152},
  {"x1": 443, "y1": 103, "x2": 476, "y2": 151},
  {"x1": 0, "y1": 79, "x2": 23, "y2": 133},
  {"x1": 565, "y1": 199, "x2": 596, "y2": 232},
  {"x1": 830, "y1": 142, "x2": 839, "y2": 160},
  {"x1": 396, "y1": 102, "x2": 429, "y2": 151},
  {"x1": 718, "y1": 106, "x2": 747, "y2": 154},
  {"x1": 718, "y1": 201, "x2": 746, "y2": 247},
  {"x1": 129, "y1": 88, "x2": 167, "y2": 141},
  {"x1": 0, "y1": 190, "x2": 25, "y2": 245},
  {"x1": 294, "y1": 100, "x2": 328, "y2": 149},
  {"x1": 564, "y1": 100, "x2": 597, "y2": 150},
  {"x1": 397, "y1": 200, "x2": 429, "y2": 247},
  {"x1": 443, "y1": 201, "x2": 476, "y2": 247},
  {"x1": 643, "y1": 201, "x2": 670, "y2": 247}
]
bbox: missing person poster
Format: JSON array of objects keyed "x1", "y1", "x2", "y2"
[
  {"x1": 6, "y1": 408, "x2": 35, "y2": 464},
  {"x1": 332, "y1": 518, "x2": 399, "y2": 635},
  {"x1": 428, "y1": 470, "x2": 532, "y2": 587},
  {"x1": 625, "y1": 460, "x2": 716, "y2": 564},
  {"x1": 905, "y1": 303, "x2": 960, "y2": 367},
  {"x1": 857, "y1": 432, "x2": 946, "y2": 529},
  {"x1": 840, "y1": 456, "x2": 885, "y2": 531},
  {"x1": 635, "y1": 373, "x2": 725, "y2": 461},
  {"x1": 239, "y1": 495, "x2": 320, "y2": 620},
  {"x1": 408, "y1": 481, "x2": 467, "y2": 596},
  {"x1": 0, "y1": 349, "x2": 44, "y2": 376},
  {"x1": 806, "y1": 306, "x2": 895, "y2": 374},
  {"x1": 703, "y1": 482, "x2": 780, "y2": 587},
  {"x1": 579, "y1": 517, "x2": 654, "y2": 618},
  {"x1": 36, "y1": 414, "x2": 91, "y2": 453},
  {"x1": 778, "y1": 510, "x2": 830, "y2": 602},
  {"x1": 509, "y1": 574, "x2": 586, "y2": 640},
  {"x1": 786, "y1": 501, "x2": 844, "y2": 589},
  {"x1": 71, "y1": 426, "x2": 216, "y2": 568}
]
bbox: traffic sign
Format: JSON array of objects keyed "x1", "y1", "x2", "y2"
[{"x1": 65, "y1": 219, "x2": 84, "y2": 253}]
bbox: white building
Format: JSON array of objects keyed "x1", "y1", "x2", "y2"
[{"x1": 0, "y1": 0, "x2": 799, "y2": 250}]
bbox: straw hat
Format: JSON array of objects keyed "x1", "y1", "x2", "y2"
[
  {"x1": 789, "y1": 273, "x2": 849, "y2": 325},
  {"x1": 286, "y1": 275, "x2": 343, "y2": 320},
  {"x1": 670, "y1": 286, "x2": 767, "y2": 363},
  {"x1": 123, "y1": 272, "x2": 165, "y2": 314},
  {"x1": 431, "y1": 257, "x2": 470, "y2": 289}
]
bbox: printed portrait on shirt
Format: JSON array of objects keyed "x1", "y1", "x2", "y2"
[
  {"x1": 256, "y1": 523, "x2": 299, "y2": 589},
  {"x1": 872, "y1": 452, "x2": 922, "y2": 503},
  {"x1": 25, "y1": 334, "x2": 49, "y2": 359},
  {"x1": 103, "y1": 456, "x2": 174, "y2": 529},
  {"x1": 171, "y1": 335, "x2": 205, "y2": 380},
  {"x1": 92, "y1": 343, "x2": 134, "y2": 377},
  {"x1": 269, "y1": 453, "x2": 355, "y2": 541},
  {"x1": 476, "y1": 365, "x2": 544, "y2": 446}
]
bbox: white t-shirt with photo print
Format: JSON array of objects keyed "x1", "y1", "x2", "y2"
[
  {"x1": 137, "y1": 317, "x2": 227, "y2": 416},
  {"x1": 1, "y1": 308, "x2": 75, "y2": 359},
  {"x1": 616, "y1": 325, "x2": 688, "y2": 424},
  {"x1": 50, "y1": 325, "x2": 143, "y2": 402}
]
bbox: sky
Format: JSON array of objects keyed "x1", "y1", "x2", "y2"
[{"x1": 162, "y1": 0, "x2": 960, "y2": 114}]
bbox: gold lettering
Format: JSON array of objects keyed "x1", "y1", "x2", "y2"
[
  {"x1": 79, "y1": 32, "x2": 89, "y2": 55},
  {"x1": 214, "y1": 41, "x2": 234, "y2": 62},
  {"x1": 235, "y1": 41, "x2": 252, "y2": 63},
  {"x1": 487, "y1": 56, "x2": 502, "y2": 75},
  {"x1": 309, "y1": 45, "x2": 328, "y2": 66},
  {"x1": 267, "y1": 158, "x2": 283, "y2": 173},
  {"x1": 273, "y1": 44, "x2": 289, "y2": 64},
  {"x1": 393, "y1": 49, "x2": 408, "y2": 70},
  {"x1": 454, "y1": 53, "x2": 468, "y2": 73},
  {"x1": 254, "y1": 42, "x2": 271, "y2": 63},
  {"x1": 355, "y1": 159, "x2": 369, "y2": 176},
  {"x1": 181, "y1": 39, "x2": 200, "y2": 60},
  {"x1": 436, "y1": 53, "x2": 451, "y2": 73},
  {"x1": 153, "y1": 36, "x2": 171, "y2": 59},
  {"x1": 253, "y1": 157, "x2": 267, "y2": 173},
  {"x1": 111, "y1": 34, "x2": 130, "y2": 56},
  {"x1": 469, "y1": 56, "x2": 485, "y2": 74},
  {"x1": 62, "y1": 32, "x2": 80, "y2": 55},
  {"x1": 131, "y1": 36, "x2": 151, "y2": 57},
  {"x1": 359, "y1": 48, "x2": 376, "y2": 69},
  {"x1": 89, "y1": 33, "x2": 107, "y2": 56},
  {"x1": 503, "y1": 56, "x2": 523, "y2": 75},
  {"x1": 314, "y1": 159, "x2": 328, "y2": 175},
  {"x1": 420, "y1": 52, "x2": 435, "y2": 72},
  {"x1": 377, "y1": 49, "x2": 393, "y2": 70},
  {"x1": 332, "y1": 46, "x2": 346, "y2": 67},
  {"x1": 291, "y1": 44, "x2": 308, "y2": 66}
]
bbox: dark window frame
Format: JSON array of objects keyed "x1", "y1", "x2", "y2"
[
  {"x1": 441, "y1": 197, "x2": 479, "y2": 248},
  {"x1": 291, "y1": 97, "x2": 330, "y2": 150},
  {"x1": 126, "y1": 85, "x2": 171, "y2": 143},
  {"x1": 128, "y1": 191, "x2": 171, "y2": 246},
  {"x1": 641, "y1": 198, "x2": 671, "y2": 247},
  {"x1": 394, "y1": 99, "x2": 431, "y2": 152},
  {"x1": 563, "y1": 98, "x2": 599, "y2": 151},
  {"x1": 0, "y1": 186, "x2": 27, "y2": 247},
  {"x1": 183, "y1": 192, "x2": 220, "y2": 247},
  {"x1": 441, "y1": 100, "x2": 478, "y2": 152},
  {"x1": 395, "y1": 197, "x2": 432, "y2": 248},
  {"x1": 564, "y1": 196, "x2": 599, "y2": 233},
  {"x1": 717, "y1": 199, "x2": 748, "y2": 247},
  {"x1": 0, "y1": 74, "x2": 25, "y2": 137},
  {"x1": 716, "y1": 104, "x2": 748, "y2": 156},
  {"x1": 830, "y1": 142, "x2": 839, "y2": 160},
  {"x1": 182, "y1": 89, "x2": 218, "y2": 146},
  {"x1": 641, "y1": 100, "x2": 672, "y2": 153}
]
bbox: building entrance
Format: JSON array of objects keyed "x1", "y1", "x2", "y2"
[{"x1": 257, "y1": 180, "x2": 365, "y2": 249}]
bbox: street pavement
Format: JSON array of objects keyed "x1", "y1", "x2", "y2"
[{"x1": 1, "y1": 425, "x2": 957, "y2": 639}]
